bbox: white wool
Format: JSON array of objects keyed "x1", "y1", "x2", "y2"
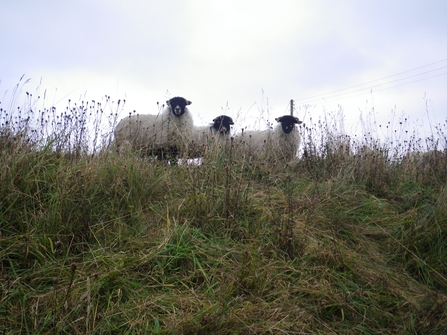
[
  {"x1": 188, "y1": 115, "x2": 234, "y2": 158},
  {"x1": 191, "y1": 125, "x2": 214, "y2": 146},
  {"x1": 114, "y1": 104, "x2": 194, "y2": 155},
  {"x1": 189, "y1": 125, "x2": 232, "y2": 157},
  {"x1": 236, "y1": 119, "x2": 301, "y2": 161},
  {"x1": 271, "y1": 122, "x2": 301, "y2": 160},
  {"x1": 238, "y1": 129, "x2": 272, "y2": 154}
]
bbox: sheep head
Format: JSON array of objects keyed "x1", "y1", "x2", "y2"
[
  {"x1": 275, "y1": 115, "x2": 302, "y2": 134},
  {"x1": 211, "y1": 115, "x2": 234, "y2": 134},
  {"x1": 167, "y1": 97, "x2": 192, "y2": 116}
]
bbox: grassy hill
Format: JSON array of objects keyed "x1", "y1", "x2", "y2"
[{"x1": 1, "y1": 96, "x2": 447, "y2": 334}]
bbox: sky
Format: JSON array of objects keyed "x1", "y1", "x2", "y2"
[{"x1": 1, "y1": 0, "x2": 446, "y2": 141}]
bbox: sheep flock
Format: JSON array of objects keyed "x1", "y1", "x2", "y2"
[{"x1": 114, "y1": 96, "x2": 303, "y2": 163}]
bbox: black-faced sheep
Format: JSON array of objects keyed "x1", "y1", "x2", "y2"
[
  {"x1": 239, "y1": 115, "x2": 303, "y2": 161},
  {"x1": 114, "y1": 96, "x2": 194, "y2": 159},
  {"x1": 189, "y1": 115, "x2": 234, "y2": 157},
  {"x1": 273, "y1": 115, "x2": 303, "y2": 160}
]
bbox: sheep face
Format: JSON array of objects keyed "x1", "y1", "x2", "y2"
[
  {"x1": 166, "y1": 97, "x2": 192, "y2": 116},
  {"x1": 275, "y1": 115, "x2": 302, "y2": 133},
  {"x1": 212, "y1": 115, "x2": 234, "y2": 134}
]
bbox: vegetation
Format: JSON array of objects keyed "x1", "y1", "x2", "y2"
[{"x1": 1, "y1": 82, "x2": 447, "y2": 334}]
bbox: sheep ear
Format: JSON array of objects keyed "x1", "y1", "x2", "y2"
[
  {"x1": 294, "y1": 117, "x2": 303, "y2": 124},
  {"x1": 275, "y1": 117, "x2": 281, "y2": 122},
  {"x1": 186, "y1": 100, "x2": 192, "y2": 105},
  {"x1": 229, "y1": 119, "x2": 234, "y2": 125},
  {"x1": 166, "y1": 100, "x2": 171, "y2": 106}
]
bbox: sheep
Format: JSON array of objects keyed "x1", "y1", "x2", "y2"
[
  {"x1": 211, "y1": 115, "x2": 234, "y2": 135},
  {"x1": 114, "y1": 96, "x2": 194, "y2": 159},
  {"x1": 238, "y1": 115, "x2": 303, "y2": 161},
  {"x1": 189, "y1": 115, "x2": 234, "y2": 157},
  {"x1": 272, "y1": 115, "x2": 303, "y2": 160}
]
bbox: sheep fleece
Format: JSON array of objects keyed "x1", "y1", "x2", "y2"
[
  {"x1": 114, "y1": 108, "x2": 194, "y2": 152},
  {"x1": 240, "y1": 125, "x2": 301, "y2": 160}
]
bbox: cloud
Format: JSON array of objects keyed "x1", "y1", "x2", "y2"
[
  {"x1": 185, "y1": 1, "x2": 312, "y2": 60},
  {"x1": 1, "y1": 0, "x2": 446, "y2": 137}
]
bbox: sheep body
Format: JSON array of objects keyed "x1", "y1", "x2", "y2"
[
  {"x1": 114, "y1": 97, "x2": 193, "y2": 158},
  {"x1": 192, "y1": 115, "x2": 233, "y2": 144},
  {"x1": 238, "y1": 129, "x2": 272, "y2": 155},
  {"x1": 189, "y1": 115, "x2": 234, "y2": 157},
  {"x1": 237, "y1": 115, "x2": 302, "y2": 160}
]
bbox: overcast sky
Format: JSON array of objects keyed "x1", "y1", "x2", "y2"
[{"x1": 1, "y1": 0, "x2": 446, "y2": 139}]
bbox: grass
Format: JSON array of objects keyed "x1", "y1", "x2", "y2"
[{"x1": 1, "y1": 84, "x2": 447, "y2": 334}]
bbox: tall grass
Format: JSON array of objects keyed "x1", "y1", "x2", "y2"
[{"x1": 1, "y1": 83, "x2": 447, "y2": 334}]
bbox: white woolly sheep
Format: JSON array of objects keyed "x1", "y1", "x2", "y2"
[
  {"x1": 239, "y1": 115, "x2": 303, "y2": 161},
  {"x1": 189, "y1": 115, "x2": 234, "y2": 157},
  {"x1": 114, "y1": 96, "x2": 194, "y2": 159}
]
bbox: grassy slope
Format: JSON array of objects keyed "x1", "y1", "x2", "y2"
[
  {"x1": 1, "y1": 130, "x2": 447, "y2": 335},
  {"x1": 1, "y1": 89, "x2": 447, "y2": 334}
]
